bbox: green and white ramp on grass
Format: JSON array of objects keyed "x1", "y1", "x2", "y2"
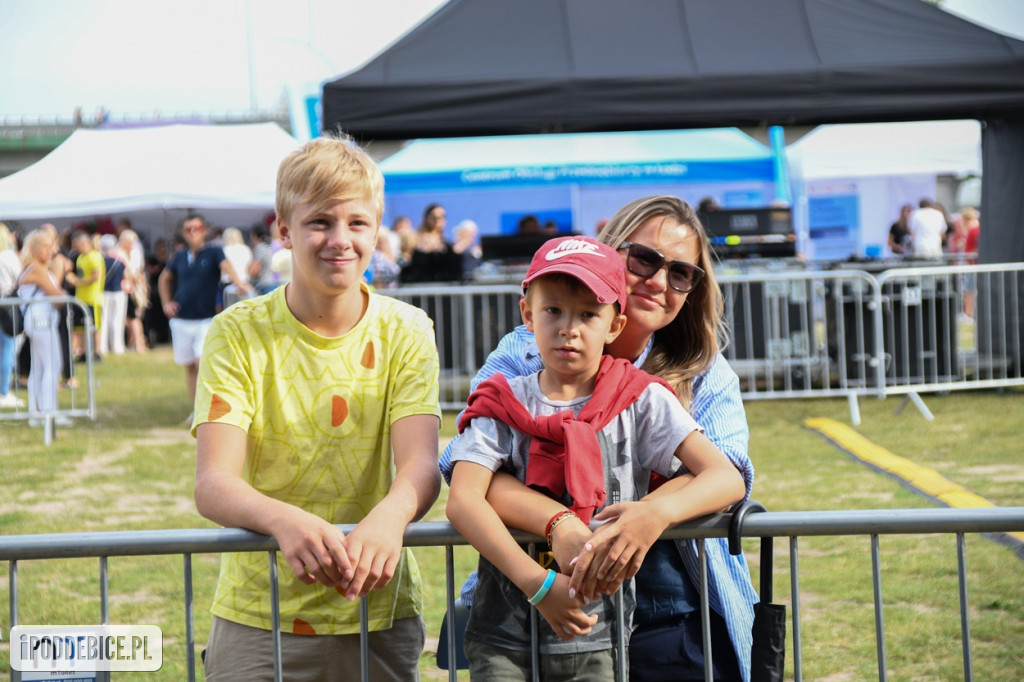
[{"x1": 804, "y1": 417, "x2": 1024, "y2": 549}]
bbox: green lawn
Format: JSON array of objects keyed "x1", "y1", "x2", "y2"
[{"x1": 1, "y1": 348, "x2": 1022, "y2": 680}]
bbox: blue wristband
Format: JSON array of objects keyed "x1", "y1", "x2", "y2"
[{"x1": 528, "y1": 569, "x2": 557, "y2": 606}]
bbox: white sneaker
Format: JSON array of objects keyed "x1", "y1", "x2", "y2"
[
  {"x1": 28, "y1": 417, "x2": 43, "y2": 427},
  {"x1": 0, "y1": 393, "x2": 25, "y2": 408},
  {"x1": 55, "y1": 416, "x2": 74, "y2": 428}
]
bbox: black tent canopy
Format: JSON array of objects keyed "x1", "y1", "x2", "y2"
[{"x1": 322, "y1": 0, "x2": 1024, "y2": 263}]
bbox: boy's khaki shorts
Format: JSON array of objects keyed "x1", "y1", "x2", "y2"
[{"x1": 203, "y1": 614, "x2": 425, "y2": 681}]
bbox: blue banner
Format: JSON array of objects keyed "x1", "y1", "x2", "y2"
[{"x1": 384, "y1": 159, "x2": 774, "y2": 192}]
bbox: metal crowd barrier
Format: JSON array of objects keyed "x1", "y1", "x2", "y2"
[
  {"x1": 384, "y1": 282, "x2": 525, "y2": 407},
  {"x1": 384, "y1": 263, "x2": 1024, "y2": 421},
  {"x1": 3, "y1": 507, "x2": 1023, "y2": 681},
  {"x1": 0, "y1": 295, "x2": 97, "y2": 444}
]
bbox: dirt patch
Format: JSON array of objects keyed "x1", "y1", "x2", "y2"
[
  {"x1": 136, "y1": 427, "x2": 195, "y2": 447},
  {"x1": 960, "y1": 464, "x2": 1024, "y2": 482}
]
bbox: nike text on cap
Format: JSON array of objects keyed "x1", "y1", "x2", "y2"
[{"x1": 522, "y1": 236, "x2": 627, "y2": 310}]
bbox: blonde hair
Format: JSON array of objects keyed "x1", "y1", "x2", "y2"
[
  {"x1": 117, "y1": 228, "x2": 138, "y2": 250},
  {"x1": 275, "y1": 134, "x2": 384, "y2": 224},
  {"x1": 21, "y1": 229, "x2": 54, "y2": 265},
  {"x1": 597, "y1": 195, "x2": 725, "y2": 408},
  {"x1": 0, "y1": 222, "x2": 14, "y2": 251},
  {"x1": 222, "y1": 227, "x2": 245, "y2": 246}
]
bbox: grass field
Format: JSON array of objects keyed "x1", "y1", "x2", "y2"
[{"x1": 1, "y1": 347, "x2": 1022, "y2": 680}]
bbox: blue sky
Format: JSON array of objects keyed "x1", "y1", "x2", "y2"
[{"x1": 0, "y1": 0, "x2": 1020, "y2": 123}]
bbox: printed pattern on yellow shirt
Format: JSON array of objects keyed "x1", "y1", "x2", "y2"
[{"x1": 194, "y1": 284, "x2": 441, "y2": 635}]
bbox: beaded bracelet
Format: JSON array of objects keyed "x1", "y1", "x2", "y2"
[
  {"x1": 528, "y1": 569, "x2": 557, "y2": 606},
  {"x1": 545, "y1": 509, "x2": 579, "y2": 547}
]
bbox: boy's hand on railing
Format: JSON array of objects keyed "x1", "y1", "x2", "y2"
[
  {"x1": 535, "y1": 573, "x2": 598, "y2": 641},
  {"x1": 567, "y1": 501, "x2": 666, "y2": 600},
  {"x1": 336, "y1": 510, "x2": 407, "y2": 600},
  {"x1": 273, "y1": 508, "x2": 352, "y2": 588}
]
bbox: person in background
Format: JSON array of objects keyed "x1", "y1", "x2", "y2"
[
  {"x1": 144, "y1": 238, "x2": 171, "y2": 347},
  {"x1": 46, "y1": 225, "x2": 77, "y2": 388},
  {"x1": 270, "y1": 245, "x2": 293, "y2": 288},
  {"x1": 193, "y1": 135, "x2": 441, "y2": 681},
  {"x1": 887, "y1": 203, "x2": 913, "y2": 256},
  {"x1": 17, "y1": 229, "x2": 72, "y2": 427},
  {"x1": 0, "y1": 222, "x2": 25, "y2": 408},
  {"x1": 962, "y1": 207, "x2": 981, "y2": 319},
  {"x1": 946, "y1": 211, "x2": 968, "y2": 260},
  {"x1": 453, "y1": 219, "x2": 482, "y2": 280},
  {"x1": 158, "y1": 215, "x2": 250, "y2": 421},
  {"x1": 696, "y1": 196, "x2": 722, "y2": 226},
  {"x1": 118, "y1": 228, "x2": 149, "y2": 353},
  {"x1": 67, "y1": 230, "x2": 105, "y2": 362},
  {"x1": 440, "y1": 195, "x2": 757, "y2": 681},
  {"x1": 392, "y1": 214, "x2": 415, "y2": 265},
  {"x1": 365, "y1": 228, "x2": 401, "y2": 288},
  {"x1": 98, "y1": 234, "x2": 127, "y2": 355},
  {"x1": 399, "y1": 203, "x2": 462, "y2": 283},
  {"x1": 248, "y1": 224, "x2": 277, "y2": 295},
  {"x1": 909, "y1": 198, "x2": 947, "y2": 259},
  {"x1": 220, "y1": 227, "x2": 253, "y2": 308},
  {"x1": 516, "y1": 214, "x2": 542, "y2": 235},
  {"x1": 115, "y1": 218, "x2": 146, "y2": 276}
]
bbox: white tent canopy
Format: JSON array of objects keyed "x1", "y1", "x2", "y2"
[
  {"x1": 0, "y1": 123, "x2": 300, "y2": 239},
  {"x1": 787, "y1": 120, "x2": 981, "y2": 179}
]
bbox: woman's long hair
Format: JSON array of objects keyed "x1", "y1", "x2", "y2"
[
  {"x1": 418, "y1": 203, "x2": 444, "y2": 234},
  {"x1": 597, "y1": 195, "x2": 726, "y2": 408}
]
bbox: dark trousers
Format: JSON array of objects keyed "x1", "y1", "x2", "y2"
[{"x1": 629, "y1": 608, "x2": 742, "y2": 681}]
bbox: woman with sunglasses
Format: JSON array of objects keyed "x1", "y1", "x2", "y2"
[{"x1": 439, "y1": 195, "x2": 756, "y2": 681}]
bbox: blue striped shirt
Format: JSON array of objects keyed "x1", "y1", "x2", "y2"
[{"x1": 439, "y1": 324, "x2": 757, "y2": 682}]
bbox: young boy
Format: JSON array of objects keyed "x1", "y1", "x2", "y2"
[
  {"x1": 193, "y1": 135, "x2": 442, "y2": 681},
  {"x1": 446, "y1": 236, "x2": 744, "y2": 681}
]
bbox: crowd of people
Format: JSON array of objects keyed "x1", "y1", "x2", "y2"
[
  {"x1": 0, "y1": 216, "x2": 269, "y2": 423},
  {"x1": 887, "y1": 197, "x2": 981, "y2": 263},
  {"x1": 1, "y1": 220, "x2": 154, "y2": 422}
]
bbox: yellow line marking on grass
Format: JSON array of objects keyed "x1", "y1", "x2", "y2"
[{"x1": 804, "y1": 417, "x2": 1024, "y2": 544}]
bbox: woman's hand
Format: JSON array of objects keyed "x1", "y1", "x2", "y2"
[
  {"x1": 567, "y1": 500, "x2": 669, "y2": 600},
  {"x1": 567, "y1": 472, "x2": 697, "y2": 599}
]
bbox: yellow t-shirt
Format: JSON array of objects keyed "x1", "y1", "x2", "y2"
[
  {"x1": 194, "y1": 284, "x2": 441, "y2": 635},
  {"x1": 75, "y1": 249, "x2": 105, "y2": 306}
]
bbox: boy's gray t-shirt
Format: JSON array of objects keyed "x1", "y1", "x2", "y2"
[{"x1": 449, "y1": 371, "x2": 701, "y2": 654}]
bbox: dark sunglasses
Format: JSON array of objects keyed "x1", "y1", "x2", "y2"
[{"x1": 618, "y1": 242, "x2": 705, "y2": 293}]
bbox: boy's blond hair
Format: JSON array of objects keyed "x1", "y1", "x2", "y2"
[{"x1": 275, "y1": 134, "x2": 384, "y2": 224}]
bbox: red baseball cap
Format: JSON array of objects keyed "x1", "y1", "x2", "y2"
[{"x1": 522, "y1": 236, "x2": 627, "y2": 310}]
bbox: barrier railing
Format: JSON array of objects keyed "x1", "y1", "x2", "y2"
[
  {"x1": 3, "y1": 506, "x2": 1023, "y2": 681},
  {"x1": 0, "y1": 295, "x2": 97, "y2": 444},
  {"x1": 384, "y1": 263, "x2": 1024, "y2": 421}
]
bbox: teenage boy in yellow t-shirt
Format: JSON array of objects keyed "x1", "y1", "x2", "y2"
[{"x1": 193, "y1": 135, "x2": 442, "y2": 681}]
